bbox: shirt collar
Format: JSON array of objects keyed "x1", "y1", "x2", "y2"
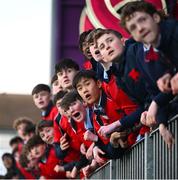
[
  {"x1": 143, "y1": 34, "x2": 161, "y2": 52},
  {"x1": 94, "y1": 92, "x2": 102, "y2": 111},
  {"x1": 41, "y1": 101, "x2": 53, "y2": 117},
  {"x1": 84, "y1": 107, "x2": 93, "y2": 130}
]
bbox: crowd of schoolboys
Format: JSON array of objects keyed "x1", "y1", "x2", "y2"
[{"x1": 1, "y1": 1, "x2": 178, "y2": 179}]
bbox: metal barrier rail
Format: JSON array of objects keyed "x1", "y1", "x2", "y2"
[
  {"x1": 89, "y1": 115, "x2": 178, "y2": 179},
  {"x1": 151, "y1": 115, "x2": 178, "y2": 179},
  {"x1": 89, "y1": 161, "x2": 111, "y2": 179}
]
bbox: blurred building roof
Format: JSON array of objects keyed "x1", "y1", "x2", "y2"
[{"x1": 0, "y1": 93, "x2": 41, "y2": 129}]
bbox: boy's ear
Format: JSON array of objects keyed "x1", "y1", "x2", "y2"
[
  {"x1": 96, "y1": 80, "x2": 102, "y2": 88},
  {"x1": 153, "y1": 13, "x2": 161, "y2": 23},
  {"x1": 121, "y1": 37, "x2": 126, "y2": 45}
]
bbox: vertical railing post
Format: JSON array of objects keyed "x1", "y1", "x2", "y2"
[
  {"x1": 144, "y1": 133, "x2": 153, "y2": 179},
  {"x1": 110, "y1": 160, "x2": 116, "y2": 179}
]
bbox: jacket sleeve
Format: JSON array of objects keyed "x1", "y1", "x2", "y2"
[
  {"x1": 119, "y1": 106, "x2": 144, "y2": 128},
  {"x1": 53, "y1": 143, "x2": 68, "y2": 159},
  {"x1": 153, "y1": 92, "x2": 174, "y2": 108}
]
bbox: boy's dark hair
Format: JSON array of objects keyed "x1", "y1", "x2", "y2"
[
  {"x1": 32, "y1": 84, "x2": 51, "y2": 95},
  {"x1": 120, "y1": 1, "x2": 163, "y2": 30},
  {"x1": 86, "y1": 28, "x2": 104, "y2": 45},
  {"x1": 2, "y1": 153, "x2": 14, "y2": 161},
  {"x1": 60, "y1": 90, "x2": 83, "y2": 111},
  {"x1": 9, "y1": 136, "x2": 23, "y2": 147},
  {"x1": 23, "y1": 124, "x2": 36, "y2": 136},
  {"x1": 51, "y1": 74, "x2": 58, "y2": 85},
  {"x1": 78, "y1": 29, "x2": 93, "y2": 52},
  {"x1": 55, "y1": 58, "x2": 79, "y2": 74},
  {"x1": 26, "y1": 135, "x2": 45, "y2": 151},
  {"x1": 36, "y1": 120, "x2": 53, "y2": 135},
  {"x1": 73, "y1": 70, "x2": 98, "y2": 89},
  {"x1": 2, "y1": 153, "x2": 17, "y2": 171},
  {"x1": 13, "y1": 117, "x2": 34, "y2": 130},
  {"x1": 93, "y1": 28, "x2": 122, "y2": 47},
  {"x1": 53, "y1": 90, "x2": 68, "y2": 105}
]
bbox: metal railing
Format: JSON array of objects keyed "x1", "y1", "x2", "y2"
[{"x1": 89, "y1": 115, "x2": 178, "y2": 179}]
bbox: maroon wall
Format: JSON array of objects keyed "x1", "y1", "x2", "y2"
[{"x1": 51, "y1": 0, "x2": 85, "y2": 75}]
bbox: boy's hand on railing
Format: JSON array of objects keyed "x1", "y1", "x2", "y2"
[
  {"x1": 145, "y1": 101, "x2": 158, "y2": 127},
  {"x1": 93, "y1": 146, "x2": 106, "y2": 165},
  {"x1": 82, "y1": 165, "x2": 90, "y2": 178},
  {"x1": 170, "y1": 72, "x2": 178, "y2": 95},
  {"x1": 39, "y1": 176, "x2": 46, "y2": 180},
  {"x1": 66, "y1": 171, "x2": 73, "y2": 179},
  {"x1": 98, "y1": 121, "x2": 121, "y2": 137},
  {"x1": 140, "y1": 111, "x2": 148, "y2": 126},
  {"x1": 110, "y1": 131, "x2": 128, "y2": 148},
  {"x1": 82, "y1": 159, "x2": 98, "y2": 178},
  {"x1": 159, "y1": 124, "x2": 175, "y2": 149},
  {"x1": 157, "y1": 73, "x2": 172, "y2": 93},
  {"x1": 54, "y1": 164, "x2": 65, "y2": 172},
  {"x1": 70, "y1": 166, "x2": 78, "y2": 179},
  {"x1": 86, "y1": 143, "x2": 94, "y2": 160},
  {"x1": 98, "y1": 125, "x2": 111, "y2": 138}
]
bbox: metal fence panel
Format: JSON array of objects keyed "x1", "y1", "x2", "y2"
[
  {"x1": 89, "y1": 161, "x2": 111, "y2": 179},
  {"x1": 89, "y1": 115, "x2": 178, "y2": 179},
  {"x1": 151, "y1": 115, "x2": 178, "y2": 179},
  {"x1": 115, "y1": 139, "x2": 145, "y2": 179}
]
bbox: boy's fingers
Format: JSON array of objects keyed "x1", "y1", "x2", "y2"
[
  {"x1": 60, "y1": 141, "x2": 69, "y2": 146},
  {"x1": 61, "y1": 143, "x2": 70, "y2": 150},
  {"x1": 140, "y1": 111, "x2": 147, "y2": 125},
  {"x1": 63, "y1": 133, "x2": 67, "y2": 139},
  {"x1": 98, "y1": 129, "x2": 105, "y2": 137},
  {"x1": 63, "y1": 145, "x2": 69, "y2": 150},
  {"x1": 84, "y1": 131, "x2": 89, "y2": 139},
  {"x1": 60, "y1": 138, "x2": 67, "y2": 144},
  {"x1": 98, "y1": 149, "x2": 105, "y2": 155},
  {"x1": 61, "y1": 133, "x2": 67, "y2": 140},
  {"x1": 146, "y1": 115, "x2": 156, "y2": 127},
  {"x1": 168, "y1": 135, "x2": 175, "y2": 149},
  {"x1": 62, "y1": 142, "x2": 69, "y2": 147},
  {"x1": 60, "y1": 134, "x2": 68, "y2": 143},
  {"x1": 157, "y1": 73, "x2": 171, "y2": 92},
  {"x1": 96, "y1": 156, "x2": 106, "y2": 165},
  {"x1": 171, "y1": 77, "x2": 178, "y2": 94}
]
